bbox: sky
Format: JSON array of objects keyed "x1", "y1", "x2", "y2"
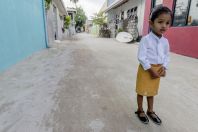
[{"x1": 63, "y1": 0, "x2": 105, "y2": 19}]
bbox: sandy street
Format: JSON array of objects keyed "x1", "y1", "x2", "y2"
[{"x1": 0, "y1": 33, "x2": 198, "y2": 132}]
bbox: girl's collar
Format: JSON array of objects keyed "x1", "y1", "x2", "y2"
[{"x1": 150, "y1": 31, "x2": 163, "y2": 40}]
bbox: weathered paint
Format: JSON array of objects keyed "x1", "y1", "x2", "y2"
[
  {"x1": 142, "y1": 0, "x2": 152, "y2": 36},
  {"x1": 142, "y1": 0, "x2": 198, "y2": 58},
  {"x1": 0, "y1": 0, "x2": 47, "y2": 72}
]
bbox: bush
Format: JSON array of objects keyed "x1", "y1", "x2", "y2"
[
  {"x1": 45, "y1": 0, "x2": 52, "y2": 10},
  {"x1": 99, "y1": 24, "x2": 111, "y2": 38},
  {"x1": 117, "y1": 28, "x2": 124, "y2": 33},
  {"x1": 64, "y1": 16, "x2": 71, "y2": 29}
]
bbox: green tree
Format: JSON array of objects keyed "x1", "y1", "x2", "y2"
[
  {"x1": 45, "y1": 0, "x2": 52, "y2": 10},
  {"x1": 64, "y1": 16, "x2": 71, "y2": 29},
  {"x1": 75, "y1": 7, "x2": 87, "y2": 28},
  {"x1": 92, "y1": 12, "x2": 107, "y2": 26},
  {"x1": 92, "y1": 13, "x2": 110, "y2": 37}
]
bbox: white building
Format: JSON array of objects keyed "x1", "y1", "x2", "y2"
[
  {"x1": 104, "y1": 0, "x2": 146, "y2": 39},
  {"x1": 66, "y1": 7, "x2": 77, "y2": 36},
  {"x1": 85, "y1": 20, "x2": 93, "y2": 33},
  {"x1": 46, "y1": 0, "x2": 67, "y2": 45}
]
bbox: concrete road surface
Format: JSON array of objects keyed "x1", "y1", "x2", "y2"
[{"x1": 0, "y1": 33, "x2": 198, "y2": 132}]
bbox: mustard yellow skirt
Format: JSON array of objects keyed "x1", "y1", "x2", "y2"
[{"x1": 136, "y1": 64, "x2": 161, "y2": 96}]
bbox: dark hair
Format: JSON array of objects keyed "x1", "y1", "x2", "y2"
[{"x1": 150, "y1": 5, "x2": 172, "y2": 22}]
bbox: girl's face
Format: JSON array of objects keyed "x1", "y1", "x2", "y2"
[{"x1": 150, "y1": 13, "x2": 171, "y2": 37}]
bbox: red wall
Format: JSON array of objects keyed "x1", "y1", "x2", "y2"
[
  {"x1": 142, "y1": 0, "x2": 198, "y2": 58},
  {"x1": 165, "y1": 27, "x2": 198, "y2": 58}
]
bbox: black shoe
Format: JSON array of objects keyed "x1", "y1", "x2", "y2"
[
  {"x1": 146, "y1": 111, "x2": 162, "y2": 125},
  {"x1": 135, "y1": 110, "x2": 149, "y2": 124}
]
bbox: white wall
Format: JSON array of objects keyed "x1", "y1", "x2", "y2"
[
  {"x1": 107, "y1": 0, "x2": 146, "y2": 36},
  {"x1": 57, "y1": 13, "x2": 64, "y2": 40},
  {"x1": 46, "y1": 2, "x2": 65, "y2": 45},
  {"x1": 46, "y1": 4, "x2": 55, "y2": 45}
]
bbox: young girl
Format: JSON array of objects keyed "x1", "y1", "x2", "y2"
[{"x1": 135, "y1": 6, "x2": 172, "y2": 125}]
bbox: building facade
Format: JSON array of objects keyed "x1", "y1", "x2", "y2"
[
  {"x1": 105, "y1": 0, "x2": 146, "y2": 39},
  {"x1": 105, "y1": 0, "x2": 198, "y2": 58},
  {"x1": 143, "y1": 0, "x2": 198, "y2": 58},
  {"x1": 46, "y1": 0, "x2": 67, "y2": 45},
  {"x1": 0, "y1": 0, "x2": 48, "y2": 72}
]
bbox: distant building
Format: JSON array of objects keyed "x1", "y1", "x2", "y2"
[
  {"x1": 66, "y1": 7, "x2": 77, "y2": 36},
  {"x1": 67, "y1": 7, "x2": 76, "y2": 24},
  {"x1": 85, "y1": 20, "x2": 93, "y2": 33}
]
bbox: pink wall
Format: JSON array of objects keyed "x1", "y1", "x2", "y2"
[
  {"x1": 142, "y1": 0, "x2": 152, "y2": 36},
  {"x1": 165, "y1": 27, "x2": 198, "y2": 58},
  {"x1": 142, "y1": 0, "x2": 198, "y2": 58}
]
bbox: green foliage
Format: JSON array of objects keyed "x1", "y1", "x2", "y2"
[
  {"x1": 45, "y1": 0, "x2": 52, "y2": 10},
  {"x1": 64, "y1": 16, "x2": 71, "y2": 29},
  {"x1": 118, "y1": 28, "x2": 124, "y2": 33},
  {"x1": 92, "y1": 12, "x2": 107, "y2": 26},
  {"x1": 75, "y1": 7, "x2": 87, "y2": 27}
]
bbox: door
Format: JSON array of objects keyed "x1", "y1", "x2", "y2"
[{"x1": 53, "y1": 5, "x2": 58, "y2": 40}]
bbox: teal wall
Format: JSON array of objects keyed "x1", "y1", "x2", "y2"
[{"x1": 0, "y1": 0, "x2": 47, "y2": 72}]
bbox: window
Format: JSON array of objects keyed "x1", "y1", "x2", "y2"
[
  {"x1": 188, "y1": 0, "x2": 198, "y2": 26},
  {"x1": 121, "y1": 11, "x2": 124, "y2": 20},
  {"x1": 127, "y1": 9, "x2": 131, "y2": 19},
  {"x1": 173, "y1": 0, "x2": 198, "y2": 26},
  {"x1": 155, "y1": 0, "x2": 163, "y2": 6},
  {"x1": 115, "y1": 14, "x2": 119, "y2": 29},
  {"x1": 126, "y1": 7, "x2": 138, "y2": 19},
  {"x1": 173, "y1": 0, "x2": 190, "y2": 26},
  {"x1": 68, "y1": 13, "x2": 73, "y2": 20},
  {"x1": 152, "y1": 0, "x2": 163, "y2": 8}
]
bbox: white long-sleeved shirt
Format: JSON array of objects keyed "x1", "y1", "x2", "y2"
[{"x1": 138, "y1": 32, "x2": 170, "y2": 70}]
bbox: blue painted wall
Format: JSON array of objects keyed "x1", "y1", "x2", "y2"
[{"x1": 0, "y1": 0, "x2": 47, "y2": 72}]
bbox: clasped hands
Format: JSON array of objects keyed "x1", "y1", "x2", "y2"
[{"x1": 148, "y1": 66, "x2": 166, "y2": 79}]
